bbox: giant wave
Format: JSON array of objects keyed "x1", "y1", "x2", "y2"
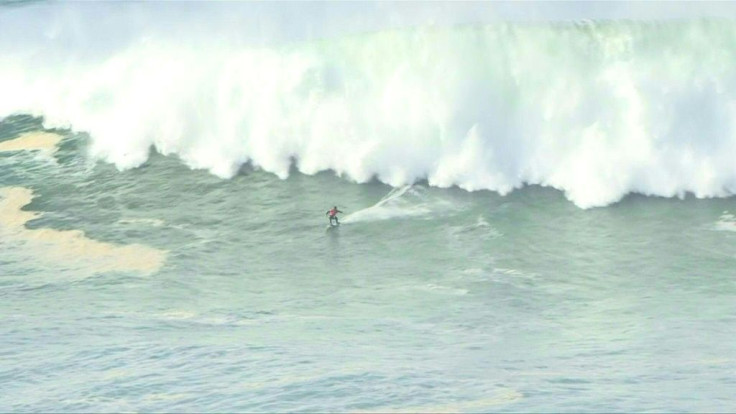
[{"x1": 2, "y1": 3, "x2": 736, "y2": 208}]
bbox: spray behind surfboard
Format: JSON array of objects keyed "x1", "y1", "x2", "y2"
[{"x1": 343, "y1": 185, "x2": 455, "y2": 224}]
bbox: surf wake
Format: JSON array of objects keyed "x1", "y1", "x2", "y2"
[{"x1": 344, "y1": 186, "x2": 422, "y2": 223}]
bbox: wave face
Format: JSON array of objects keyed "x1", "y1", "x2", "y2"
[{"x1": 2, "y1": 3, "x2": 736, "y2": 207}]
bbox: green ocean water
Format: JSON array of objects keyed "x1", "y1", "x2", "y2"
[{"x1": 1, "y1": 115, "x2": 735, "y2": 412}]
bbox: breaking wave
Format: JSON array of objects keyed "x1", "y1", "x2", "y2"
[{"x1": 2, "y1": 3, "x2": 736, "y2": 207}]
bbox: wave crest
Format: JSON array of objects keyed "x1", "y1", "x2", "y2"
[{"x1": 2, "y1": 16, "x2": 736, "y2": 208}]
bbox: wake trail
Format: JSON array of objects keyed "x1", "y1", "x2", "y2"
[{"x1": 343, "y1": 185, "x2": 457, "y2": 224}]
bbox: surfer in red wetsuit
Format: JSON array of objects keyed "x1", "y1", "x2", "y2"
[{"x1": 326, "y1": 206, "x2": 343, "y2": 226}]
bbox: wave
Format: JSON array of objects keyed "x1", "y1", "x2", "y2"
[{"x1": 2, "y1": 4, "x2": 736, "y2": 207}]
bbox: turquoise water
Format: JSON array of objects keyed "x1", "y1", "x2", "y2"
[
  {"x1": 1, "y1": 116, "x2": 735, "y2": 412},
  {"x1": 3, "y1": 2, "x2": 736, "y2": 411}
]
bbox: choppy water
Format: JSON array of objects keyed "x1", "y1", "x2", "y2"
[
  {"x1": 3, "y1": 1, "x2": 736, "y2": 412},
  {"x1": 1, "y1": 115, "x2": 735, "y2": 412}
]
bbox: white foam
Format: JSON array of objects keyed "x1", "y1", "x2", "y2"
[
  {"x1": 0, "y1": 132, "x2": 62, "y2": 154},
  {"x1": 2, "y1": 6, "x2": 736, "y2": 208},
  {"x1": 118, "y1": 218, "x2": 166, "y2": 227},
  {"x1": 343, "y1": 185, "x2": 427, "y2": 223},
  {"x1": 417, "y1": 283, "x2": 469, "y2": 296},
  {"x1": 449, "y1": 215, "x2": 503, "y2": 241},
  {"x1": 159, "y1": 311, "x2": 197, "y2": 320},
  {"x1": 0, "y1": 187, "x2": 167, "y2": 275},
  {"x1": 715, "y1": 211, "x2": 736, "y2": 232},
  {"x1": 365, "y1": 388, "x2": 523, "y2": 413}
]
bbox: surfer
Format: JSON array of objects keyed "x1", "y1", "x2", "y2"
[{"x1": 326, "y1": 206, "x2": 343, "y2": 226}]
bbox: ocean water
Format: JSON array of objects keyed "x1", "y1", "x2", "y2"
[{"x1": 2, "y1": 2, "x2": 736, "y2": 412}]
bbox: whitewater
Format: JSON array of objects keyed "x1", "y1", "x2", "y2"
[
  {"x1": 1, "y1": 2, "x2": 736, "y2": 412},
  {"x1": 3, "y1": 3, "x2": 736, "y2": 207}
]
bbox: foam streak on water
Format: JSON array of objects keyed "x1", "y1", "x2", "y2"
[{"x1": 0, "y1": 132, "x2": 62, "y2": 154}]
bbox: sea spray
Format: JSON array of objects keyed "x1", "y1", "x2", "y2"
[{"x1": 2, "y1": 9, "x2": 736, "y2": 208}]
